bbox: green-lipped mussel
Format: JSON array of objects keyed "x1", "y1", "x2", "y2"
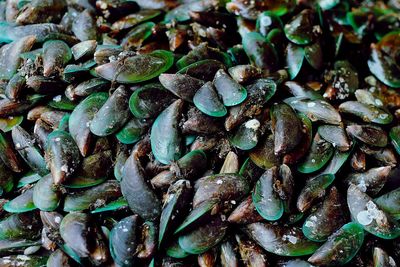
[{"x1": 0, "y1": 0, "x2": 398, "y2": 266}]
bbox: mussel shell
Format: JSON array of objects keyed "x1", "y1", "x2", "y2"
[
  {"x1": 213, "y1": 69, "x2": 247, "y2": 107},
  {"x1": 176, "y1": 43, "x2": 232, "y2": 70},
  {"x1": 249, "y1": 133, "x2": 280, "y2": 170},
  {"x1": 283, "y1": 81, "x2": 323, "y2": 100},
  {"x1": 65, "y1": 150, "x2": 112, "y2": 188},
  {"x1": 220, "y1": 239, "x2": 239, "y2": 267},
  {"x1": 93, "y1": 44, "x2": 123, "y2": 65},
  {"x1": 174, "y1": 199, "x2": 219, "y2": 235},
  {"x1": 256, "y1": 11, "x2": 282, "y2": 37},
  {"x1": 116, "y1": 117, "x2": 152, "y2": 145},
  {"x1": 271, "y1": 103, "x2": 303, "y2": 155},
  {"x1": 4, "y1": 188, "x2": 35, "y2": 213},
  {"x1": 0, "y1": 94, "x2": 45, "y2": 117},
  {"x1": 374, "y1": 188, "x2": 400, "y2": 220},
  {"x1": 242, "y1": 222, "x2": 319, "y2": 256},
  {"x1": 284, "y1": 9, "x2": 317, "y2": 45},
  {"x1": 225, "y1": 78, "x2": 276, "y2": 131},
  {"x1": 114, "y1": 145, "x2": 129, "y2": 182},
  {"x1": 0, "y1": 161, "x2": 15, "y2": 193},
  {"x1": 129, "y1": 83, "x2": 176, "y2": 119},
  {"x1": 0, "y1": 116, "x2": 23, "y2": 133},
  {"x1": 339, "y1": 101, "x2": 393, "y2": 125},
  {"x1": 16, "y1": 0, "x2": 66, "y2": 24},
  {"x1": 228, "y1": 64, "x2": 262, "y2": 84},
  {"x1": 278, "y1": 259, "x2": 316, "y2": 267},
  {"x1": 230, "y1": 119, "x2": 261, "y2": 150},
  {"x1": 0, "y1": 23, "x2": 64, "y2": 43},
  {"x1": 73, "y1": 78, "x2": 109, "y2": 97},
  {"x1": 0, "y1": 212, "x2": 41, "y2": 240},
  {"x1": 318, "y1": 125, "x2": 350, "y2": 152},
  {"x1": 121, "y1": 21, "x2": 155, "y2": 49},
  {"x1": 46, "y1": 130, "x2": 81, "y2": 185},
  {"x1": 0, "y1": 239, "x2": 41, "y2": 257},
  {"x1": 220, "y1": 151, "x2": 239, "y2": 174},
  {"x1": 121, "y1": 152, "x2": 161, "y2": 221},
  {"x1": 30, "y1": 120, "x2": 55, "y2": 145},
  {"x1": 32, "y1": 174, "x2": 61, "y2": 211},
  {"x1": 285, "y1": 97, "x2": 341, "y2": 125},
  {"x1": 0, "y1": 35, "x2": 36, "y2": 80},
  {"x1": 174, "y1": 150, "x2": 207, "y2": 181},
  {"x1": 72, "y1": 9, "x2": 98, "y2": 42},
  {"x1": 320, "y1": 147, "x2": 353, "y2": 175},
  {"x1": 5, "y1": 73, "x2": 26, "y2": 101},
  {"x1": 368, "y1": 40, "x2": 400, "y2": 88},
  {"x1": 193, "y1": 82, "x2": 227, "y2": 118},
  {"x1": 308, "y1": 222, "x2": 364, "y2": 266},
  {"x1": 109, "y1": 215, "x2": 139, "y2": 266},
  {"x1": 17, "y1": 172, "x2": 41, "y2": 188},
  {"x1": 60, "y1": 212, "x2": 95, "y2": 258},
  {"x1": 297, "y1": 133, "x2": 334, "y2": 174},
  {"x1": 182, "y1": 106, "x2": 224, "y2": 135},
  {"x1": 0, "y1": 255, "x2": 47, "y2": 266},
  {"x1": 236, "y1": 234, "x2": 269, "y2": 267},
  {"x1": 137, "y1": 221, "x2": 158, "y2": 259},
  {"x1": 347, "y1": 184, "x2": 400, "y2": 239},
  {"x1": 90, "y1": 196, "x2": 128, "y2": 214},
  {"x1": 177, "y1": 59, "x2": 225, "y2": 81},
  {"x1": 346, "y1": 124, "x2": 388, "y2": 147},
  {"x1": 0, "y1": 131, "x2": 23, "y2": 173},
  {"x1": 165, "y1": 239, "x2": 189, "y2": 259},
  {"x1": 302, "y1": 187, "x2": 347, "y2": 242},
  {"x1": 286, "y1": 42, "x2": 304, "y2": 79},
  {"x1": 390, "y1": 126, "x2": 400, "y2": 155},
  {"x1": 228, "y1": 195, "x2": 263, "y2": 225},
  {"x1": 344, "y1": 166, "x2": 391, "y2": 196},
  {"x1": 178, "y1": 216, "x2": 228, "y2": 255},
  {"x1": 159, "y1": 180, "x2": 192, "y2": 245},
  {"x1": 47, "y1": 249, "x2": 71, "y2": 267},
  {"x1": 64, "y1": 180, "x2": 121, "y2": 212},
  {"x1": 239, "y1": 157, "x2": 264, "y2": 184},
  {"x1": 71, "y1": 40, "x2": 97, "y2": 61},
  {"x1": 95, "y1": 50, "x2": 174, "y2": 84},
  {"x1": 42, "y1": 40, "x2": 72, "y2": 77},
  {"x1": 333, "y1": 60, "x2": 359, "y2": 94},
  {"x1": 252, "y1": 167, "x2": 284, "y2": 221},
  {"x1": 12, "y1": 126, "x2": 48, "y2": 176},
  {"x1": 242, "y1": 32, "x2": 278, "y2": 72},
  {"x1": 62, "y1": 64, "x2": 91, "y2": 83},
  {"x1": 297, "y1": 174, "x2": 335, "y2": 212},
  {"x1": 89, "y1": 86, "x2": 131, "y2": 137},
  {"x1": 283, "y1": 113, "x2": 313, "y2": 165},
  {"x1": 111, "y1": 9, "x2": 161, "y2": 32},
  {"x1": 159, "y1": 73, "x2": 205, "y2": 103},
  {"x1": 69, "y1": 92, "x2": 108, "y2": 156},
  {"x1": 373, "y1": 247, "x2": 397, "y2": 267},
  {"x1": 193, "y1": 173, "x2": 250, "y2": 208},
  {"x1": 150, "y1": 99, "x2": 183, "y2": 164},
  {"x1": 304, "y1": 41, "x2": 323, "y2": 70}
]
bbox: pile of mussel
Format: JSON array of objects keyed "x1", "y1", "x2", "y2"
[{"x1": 0, "y1": 0, "x2": 399, "y2": 266}]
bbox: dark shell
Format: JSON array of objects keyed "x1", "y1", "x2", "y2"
[
  {"x1": 45, "y1": 130, "x2": 81, "y2": 185},
  {"x1": 90, "y1": 86, "x2": 131, "y2": 137},
  {"x1": 193, "y1": 174, "x2": 250, "y2": 208},
  {"x1": 159, "y1": 74, "x2": 205, "y2": 102},
  {"x1": 121, "y1": 152, "x2": 161, "y2": 221},
  {"x1": 242, "y1": 222, "x2": 319, "y2": 256},
  {"x1": 178, "y1": 216, "x2": 228, "y2": 255},
  {"x1": 109, "y1": 215, "x2": 139, "y2": 266},
  {"x1": 271, "y1": 103, "x2": 303, "y2": 156},
  {"x1": 308, "y1": 222, "x2": 364, "y2": 266}
]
